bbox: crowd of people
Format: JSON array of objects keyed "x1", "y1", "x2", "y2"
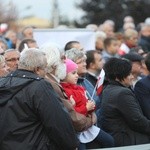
[{"x1": 0, "y1": 15, "x2": 150, "y2": 150}]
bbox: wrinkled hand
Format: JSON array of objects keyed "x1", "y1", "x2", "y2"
[
  {"x1": 91, "y1": 112, "x2": 97, "y2": 125},
  {"x1": 70, "y1": 95, "x2": 76, "y2": 106}
]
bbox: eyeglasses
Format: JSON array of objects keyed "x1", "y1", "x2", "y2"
[
  {"x1": 6, "y1": 58, "x2": 19, "y2": 62},
  {"x1": 76, "y1": 59, "x2": 86, "y2": 64}
]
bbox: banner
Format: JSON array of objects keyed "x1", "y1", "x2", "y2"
[{"x1": 33, "y1": 29, "x2": 95, "y2": 51}]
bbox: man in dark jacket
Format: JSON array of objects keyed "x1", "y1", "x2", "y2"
[
  {"x1": 0, "y1": 48, "x2": 78, "y2": 150},
  {"x1": 138, "y1": 24, "x2": 150, "y2": 52},
  {"x1": 134, "y1": 52, "x2": 150, "y2": 120}
]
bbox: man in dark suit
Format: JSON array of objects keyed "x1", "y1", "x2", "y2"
[
  {"x1": 134, "y1": 52, "x2": 150, "y2": 119},
  {"x1": 85, "y1": 50, "x2": 104, "y2": 87},
  {"x1": 138, "y1": 24, "x2": 150, "y2": 52}
]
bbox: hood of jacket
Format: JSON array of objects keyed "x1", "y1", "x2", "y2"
[{"x1": 0, "y1": 69, "x2": 43, "y2": 106}]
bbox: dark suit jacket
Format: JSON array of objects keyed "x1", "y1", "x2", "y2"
[
  {"x1": 138, "y1": 36, "x2": 150, "y2": 52},
  {"x1": 85, "y1": 72, "x2": 98, "y2": 87},
  {"x1": 134, "y1": 75, "x2": 150, "y2": 119}
]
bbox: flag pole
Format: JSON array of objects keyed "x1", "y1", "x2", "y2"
[
  {"x1": 91, "y1": 69, "x2": 105, "y2": 100},
  {"x1": 91, "y1": 82, "x2": 98, "y2": 100}
]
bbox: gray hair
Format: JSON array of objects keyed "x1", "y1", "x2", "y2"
[
  {"x1": 0, "y1": 55, "x2": 5, "y2": 64},
  {"x1": 4, "y1": 49, "x2": 19, "y2": 54},
  {"x1": 95, "y1": 31, "x2": 107, "y2": 40},
  {"x1": 124, "y1": 29, "x2": 138, "y2": 39},
  {"x1": 0, "y1": 39, "x2": 8, "y2": 50},
  {"x1": 40, "y1": 42, "x2": 63, "y2": 73},
  {"x1": 141, "y1": 23, "x2": 150, "y2": 31},
  {"x1": 65, "y1": 48, "x2": 85, "y2": 62},
  {"x1": 18, "y1": 48, "x2": 46, "y2": 71}
]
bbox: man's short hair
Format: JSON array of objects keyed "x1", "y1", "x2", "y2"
[
  {"x1": 122, "y1": 52, "x2": 143, "y2": 62},
  {"x1": 104, "y1": 37, "x2": 117, "y2": 49},
  {"x1": 18, "y1": 38, "x2": 36, "y2": 52},
  {"x1": 64, "y1": 41, "x2": 80, "y2": 51},
  {"x1": 18, "y1": 48, "x2": 46, "y2": 71},
  {"x1": 21, "y1": 26, "x2": 34, "y2": 35},
  {"x1": 4, "y1": 49, "x2": 19, "y2": 54},
  {"x1": 86, "y1": 50, "x2": 99, "y2": 69}
]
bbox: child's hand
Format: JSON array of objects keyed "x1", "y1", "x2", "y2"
[{"x1": 86, "y1": 100, "x2": 95, "y2": 111}]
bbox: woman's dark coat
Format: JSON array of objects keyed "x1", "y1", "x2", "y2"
[{"x1": 98, "y1": 81, "x2": 150, "y2": 147}]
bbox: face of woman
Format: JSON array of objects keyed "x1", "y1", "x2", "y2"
[
  {"x1": 0, "y1": 62, "x2": 9, "y2": 77},
  {"x1": 120, "y1": 73, "x2": 134, "y2": 87},
  {"x1": 75, "y1": 57, "x2": 87, "y2": 76}
]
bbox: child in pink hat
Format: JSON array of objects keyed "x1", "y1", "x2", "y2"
[
  {"x1": 61, "y1": 59, "x2": 96, "y2": 115},
  {"x1": 61, "y1": 59, "x2": 114, "y2": 149}
]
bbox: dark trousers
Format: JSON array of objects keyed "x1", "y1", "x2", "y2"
[{"x1": 78, "y1": 129, "x2": 114, "y2": 150}]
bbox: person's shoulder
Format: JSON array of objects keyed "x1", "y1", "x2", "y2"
[
  {"x1": 86, "y1": 72, "x2": 96, "y2": 79},
  {"x1": 107, "y1": 82, "x2": 130, "y2": 94},
  {"x1": 142, "y1": 75, "x2": 150, "y2": 81},
  {"x1": 83, "y1": 78, "x2": 94, "y2": 87},
  {"x1": 135, "y1": 75, "x2": 150, "y2": 87},
  {"x1": 32, "y1": 78, "x2": 53, "y2": 91},
  {"x1": 39, "y1": 78, "x2": 52, "y2": 85}
]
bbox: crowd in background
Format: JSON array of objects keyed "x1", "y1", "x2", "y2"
[{"x1": 0, "y1": 15, "x2": 150, "y2": 149}]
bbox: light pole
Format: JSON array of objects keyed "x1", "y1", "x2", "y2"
[{"x1": 51, "y1": 0, "x2": 59, "y2": 28}]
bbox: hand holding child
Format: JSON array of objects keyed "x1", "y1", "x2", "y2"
[{"x1": 70, "y1": 95, "x2": 76, "y2": 106}]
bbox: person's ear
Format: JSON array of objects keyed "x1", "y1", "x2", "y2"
[
  {"x1": 51, "y1": 65, "x2": 56, "y2": 70},
  {"x1": 90, "y1": 62, "x2": 95, "y2": 69},
  {"x1": 34, "y1": 67, "x2": 40, "y2": 75}
]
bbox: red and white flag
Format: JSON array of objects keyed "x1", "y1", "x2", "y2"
[{"x1": 96, "y1": 69, "x2": 105, "y2": 95}]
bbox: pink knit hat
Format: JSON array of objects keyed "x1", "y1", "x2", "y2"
[{"x1": 65, "y1": 59, "x2": 78, "y2": 74}]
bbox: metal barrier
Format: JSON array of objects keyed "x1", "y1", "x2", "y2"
[{"x1": 89, "y1": 144, "x2": 150, "y2": 150}]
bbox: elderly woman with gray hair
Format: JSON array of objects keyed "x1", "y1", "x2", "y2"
[{"x1": 65, "y1": 48, "x2": 100, "y2": 113}]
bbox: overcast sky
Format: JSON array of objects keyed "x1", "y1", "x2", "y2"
[{"x1": 5, "y1": 0, "x2": 84, "y2": 20}]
